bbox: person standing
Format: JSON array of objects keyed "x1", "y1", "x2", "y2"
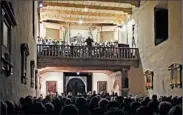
[{"x1": 85, "y1": 36, "x2": 93, "y2": 57}]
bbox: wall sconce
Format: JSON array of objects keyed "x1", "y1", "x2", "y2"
[
  {"x1": 168, "y1": 63, "x2": 182, "y2": 89},
  {"x1": 144, "y1": 70, "x2": 154, "y2": 90}
]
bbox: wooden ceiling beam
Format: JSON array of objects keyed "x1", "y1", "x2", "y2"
[
  {"x1": 41, "y1": 16, "x2": 123, "y2": 24},
  {"x1": 43, "y1": 2, "x2": 132, "y2": 14},
  {"x1": 91, "y1": 0, "x2": 140, "y2": 7},
  {"x1": 40, "y1": 8, "x2": 126, "y2": 19},
  {"x1": 42, "y1": 21, "x2": 117, "y2": 27}
]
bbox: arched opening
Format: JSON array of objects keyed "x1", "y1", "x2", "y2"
[{"x1": 66, "y1": 78, "x2": 85, "y2": 96}]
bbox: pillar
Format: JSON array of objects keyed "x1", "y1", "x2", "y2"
[{"x1": 121, "y1": 67, "x2": 130, "y2": 97}]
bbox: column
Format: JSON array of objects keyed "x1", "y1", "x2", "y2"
[{"x1": 121, "y1": 67, "x2": 130, "y2": 97}]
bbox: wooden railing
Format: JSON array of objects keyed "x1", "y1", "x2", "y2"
[{"x1": 37, "y1": 44, "x2": 139, "y2": 60}]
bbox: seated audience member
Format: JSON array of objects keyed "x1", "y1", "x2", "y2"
[
  {"x1": 1, "y1": 101, "x2": 7, "y2": 115},
  {"x1": 136, "y1": 106, "x2": 154, "y2": 115},
  {"x1": 104, "y1": 109, "x2": 124, "y2": 115},
  {"x1": 5, "y1": 100, "x2": 15, "y2": 115},
  {"x1": 45, "y1": 103, "x2": 54, "y2": 114},
  {"x1": 30, "y1": 101, "x2": 46, "y2": 114},
  {"x1": 1, "y1": 91, "x2": 182, "y2": 115},
  {"x1": 98, "y1": 98, "x2": 109, "y2": 112},
  {"x1": 60, "y1": 104, "x2": 79, "y2": 115},
  {"x1": 168, "y1": 105, "x2": 182, "y2": 115},
  {"x1": 148, "y1": 94, "x2": 159, "y2": 113},
  {"x1": 75, "y1": 97, "x2": 89, "y2": 114},
  {"x1": 158, "y1": 101, "x2": 172, "y2": 115}
]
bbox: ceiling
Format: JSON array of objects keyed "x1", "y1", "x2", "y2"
[{"x1": 40, "y1": 0, "x2": 140, "y2": 28}]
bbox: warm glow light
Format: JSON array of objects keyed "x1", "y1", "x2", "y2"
[
  {"x1": 78, "y1": 20, "x2": 83, "y2": 24},
  {"x1": 84, "y1": 7, "x2": 88, "y2": 12},
  {"x1": 39, "y1": 3, "x2": 43, "y2": 8}
]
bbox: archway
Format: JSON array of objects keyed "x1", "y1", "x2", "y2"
[{"x1": 66, "y1": 78, "x2": 85, "y2": 96}]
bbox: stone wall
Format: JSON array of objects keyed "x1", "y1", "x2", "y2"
[
  {"x1": 123, "y1": 1, "x2": 182, "y2": 97},
  {"x1": 0, "y1": 1, "x2": 38, "y2": 103},
  {"x1": 110, "y1": 68, "x2": 145, "y2": 96}
]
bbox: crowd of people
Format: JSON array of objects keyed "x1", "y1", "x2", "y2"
[
  {"x1": 37, "y1": 36, "x2": 119, "y2": 47},
  {"x1": 1, "y1": 91, "x2": 182, "y2": 115}
]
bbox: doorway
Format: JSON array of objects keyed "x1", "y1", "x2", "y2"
[
  {"x1": 63, "y1": 72, "x2": 92, "y2": 94},
  {"x1": 66, "y1": 78, "x2": 85, "y2": 96}
]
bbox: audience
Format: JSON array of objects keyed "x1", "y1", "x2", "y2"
[{"x1": 1, "y1": 91, "x2": 182, "y2": 115}]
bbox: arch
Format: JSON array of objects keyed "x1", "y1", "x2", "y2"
[{"x1": 66, "y1": 78, "x2": 85, "y2": 96}]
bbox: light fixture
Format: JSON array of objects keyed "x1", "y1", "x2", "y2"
[
  {"x1": 84, "y1": 7, "x2": 88, "y2": 12},
  {"x1": 39, "y1": 3, "x2": 43, "y2": 8},
  {"x1": 78, "y1": 20, "x2": 83, "y2": 24},
  {"x1": 77, "y1": 72, "x2": 80, "y2": 75}
]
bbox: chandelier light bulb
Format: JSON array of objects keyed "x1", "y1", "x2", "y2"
[{"x1": 84, "y1": 7, "x2": 88, "y2": 12}]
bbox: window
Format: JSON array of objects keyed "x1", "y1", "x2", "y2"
[
  {"x1": 3, "y1": 20, "x2": 10, "y2": 48},
  {"x1": 154, "y1": 7, "x2": 168, "y2": 46},
  {"x1": 1, "y1": 1, "x2": 17, "y2": 76}
]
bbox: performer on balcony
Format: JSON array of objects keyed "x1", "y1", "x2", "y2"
[{"x1": 85, "y1": 36, "x2": 93, "y2": 57}]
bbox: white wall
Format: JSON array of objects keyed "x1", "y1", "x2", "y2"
[
  {"x1": 40, "y1": 72, "x2": 64, "y2": 97},
  {"x1": 40, "y1": 72, "x2": 112, "y2": 97},
  {"x1": 92, "y1": 73, "x2": 113, "y2": 93}
]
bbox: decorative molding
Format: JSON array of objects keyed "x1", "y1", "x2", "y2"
[
  {"x1": 168, "y1": 63, "x2": 182, "y2": 89},
  {"x1": 20, "y1": 43, "x2": 30, "y2": 84},
  {"x1": 144, "y1": 70, "x2": 154, "y2": 90}
]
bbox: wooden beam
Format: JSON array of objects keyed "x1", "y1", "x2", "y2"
[
  {"x1": 40, "y1": 13, "x2": 125, "y2": 21},
  {"x1": 42, "y1": 21, "x2": 118, "y2": 27},
  {"x1": 40, "y1": 14, "x2": 124, "y2": 24},
  {"x1": 40, "y1": 8, "x2": 126, "y2": 20},
  {"x1": 91, "y1": 0, "x2": 140, "y2": 7},
  {"x1": 43, "y1": 2, "x2": 132, "y2": 14}
]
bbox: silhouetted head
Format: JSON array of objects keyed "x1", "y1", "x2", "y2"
[
  {"x1": 65, "y1": 98, "x2": 72, "y2": 105},
  {"x1": 152, "y1": 94, "x2": 157, "y2": 101},
  {"x1": 60, "y1": 104, "x2": 79, "y2": 115},
  {"x1": 106, "y1": 101, "x2": 120, "y2": 110},
  {"x1": 19, "y1": 97, "x2": 24, "y2": 106},
  {"x1": 5, "y1": 101, "x2": 15, "y2": 114},
  {"x1": 130, "y1": 101, "x2": 141, "y2": 114},
  {"x1": 31, "y1": 101, "x2": 46, "y2": 114},
  {"x1": 52, "y1": 97, "x2": 64, "y2": 114},
  {"x1": 1, "y1": 101, "x2": 7, "y2": 115},
  {"x1": 168, "y1": 105, "x2": 182, "y2": 115},
  {"x1": 45, "y1": 103, "x2": 54, "y2": 114},
  {"x1": 136, "y1": 106, "x2": 154, "y2": 115},
  {"x1": 98, "y1": 98, "x2": 109, "y2": 111},
  {"x1": 158, "y1": 101, "x2": 172, "y2": 115}
]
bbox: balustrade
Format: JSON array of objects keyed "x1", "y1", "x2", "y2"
[{"x1": 37, "y1": 44, "x2": 139, "y2": 60}]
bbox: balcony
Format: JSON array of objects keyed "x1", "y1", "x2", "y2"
[{"x1": 37, "y1": 44, "x2": 139, "y2": 70}]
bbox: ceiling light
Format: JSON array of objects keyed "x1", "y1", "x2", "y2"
[
  {"x1": 78, "y1": 20, "x2": 83, "y2": 24},
  {"x1": 84, "y1": 7, "x2": 88, "y2": 12},
  {"x1": 39, "y1": 3, "x2": 43, "y2": 8}
]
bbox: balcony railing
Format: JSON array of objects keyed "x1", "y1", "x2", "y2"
[{"x1": 37, "y1": 44, "x2": 139, "y2": 60}]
